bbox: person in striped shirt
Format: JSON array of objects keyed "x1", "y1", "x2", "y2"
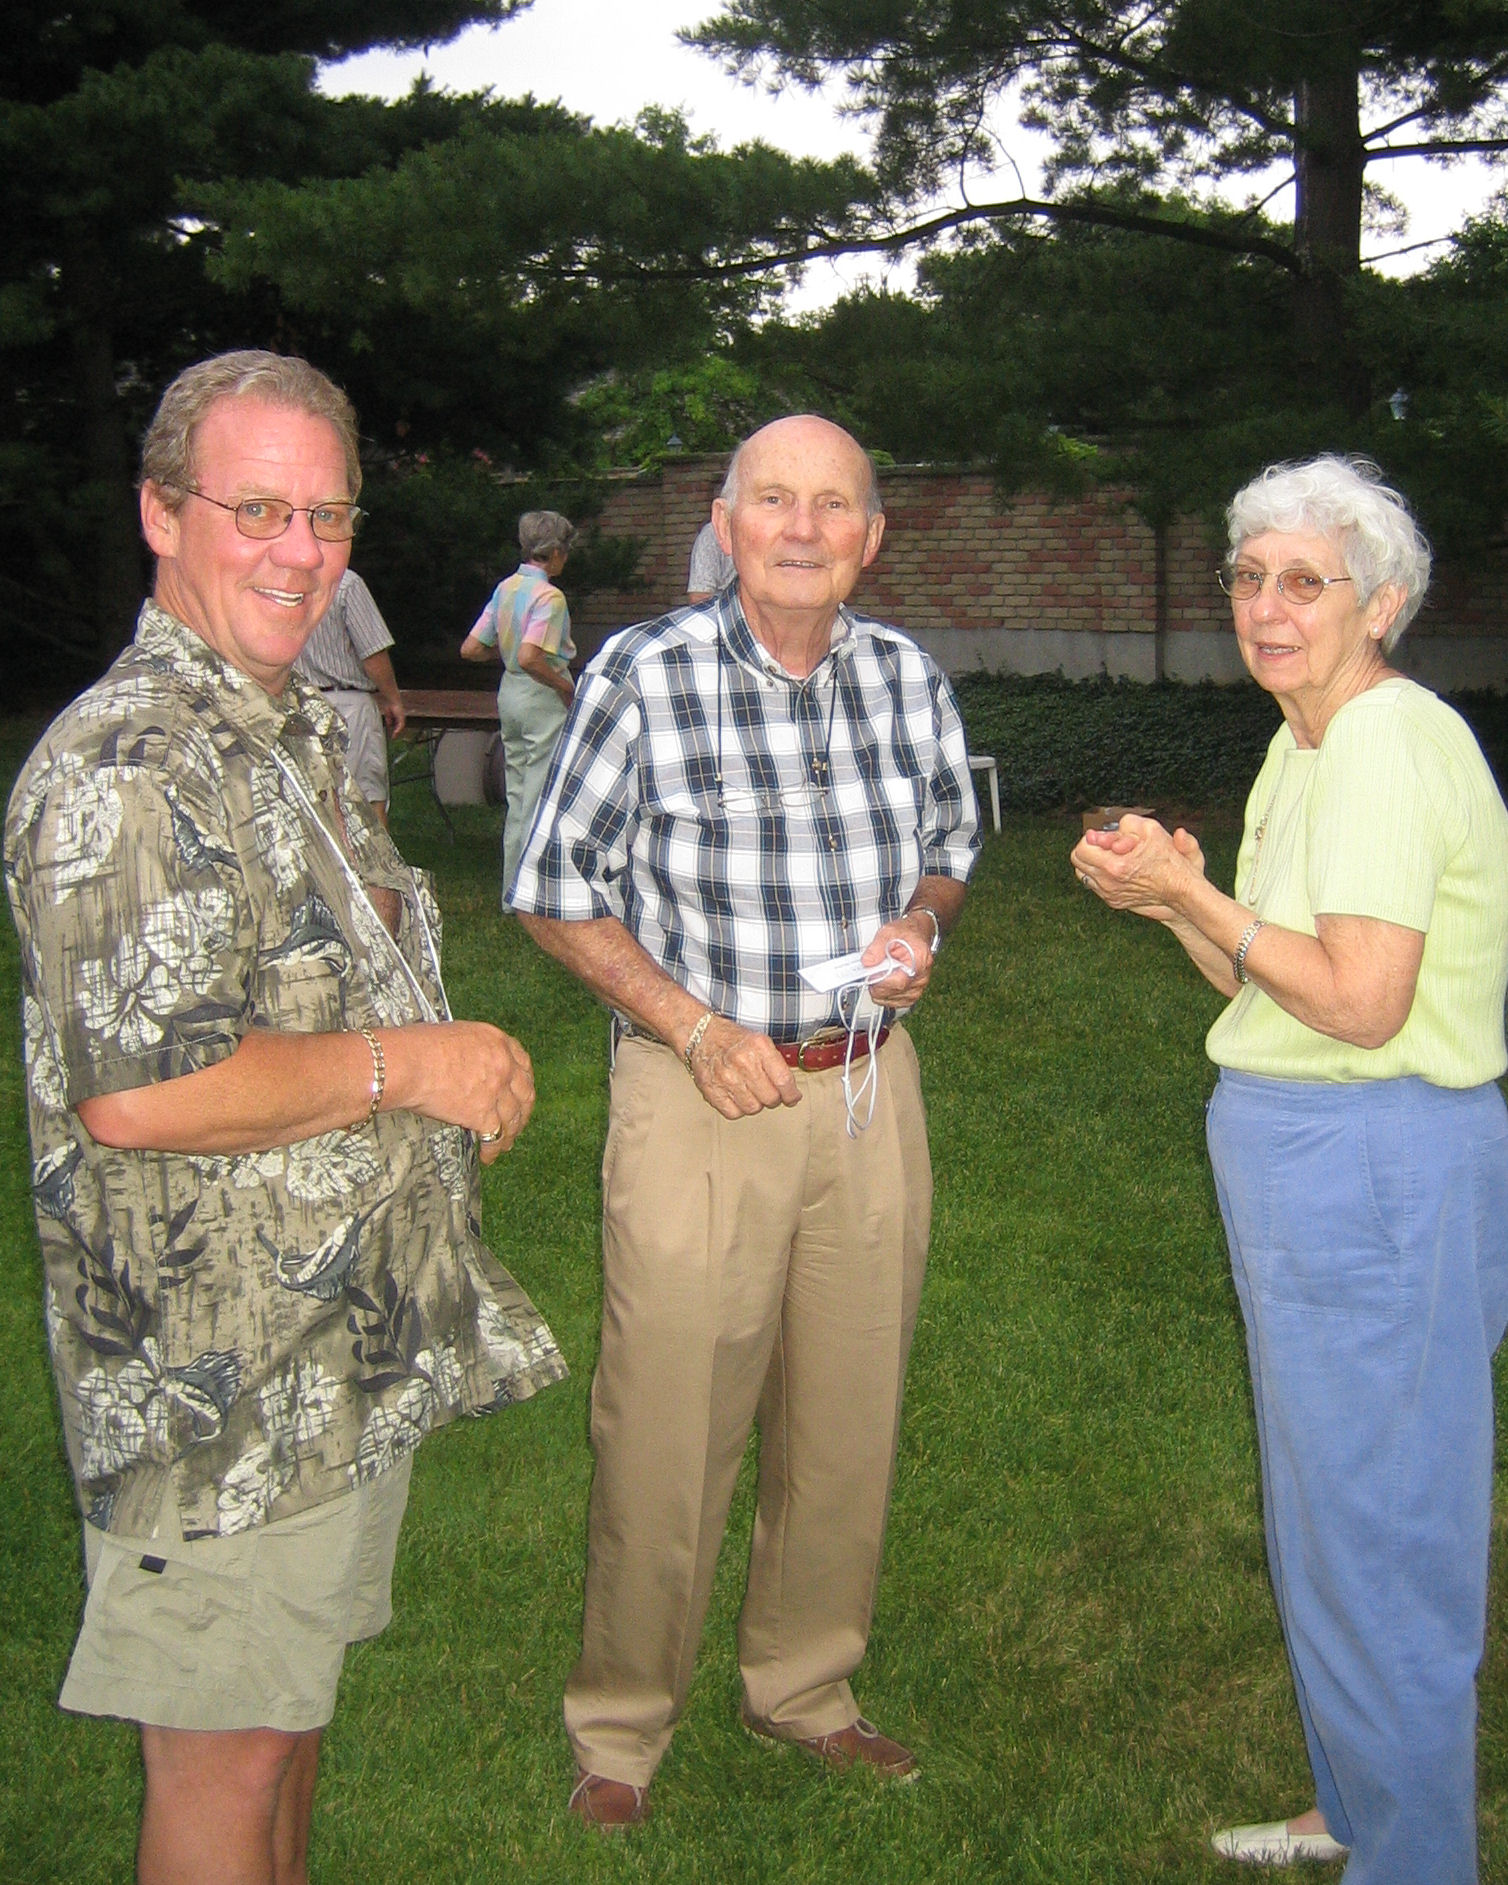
[
  {"x1": 511, "y1": 415, "x2": 980, "y2": 1830},
  {"x1": 294, "y1": 568, "x2": 405, "y2": 825}
]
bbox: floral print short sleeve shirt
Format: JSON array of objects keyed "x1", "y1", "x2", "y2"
[{"x1": 5, "y1": 603, "x2": 566, "y2": 1540}]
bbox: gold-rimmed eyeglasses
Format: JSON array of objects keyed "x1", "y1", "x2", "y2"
[
  {"x1": 1217, "y1": 566, "x2": 1354, "y2": 606},
  {"x1": 171, "y1": 487, "x2": 364, "y2": 542}
]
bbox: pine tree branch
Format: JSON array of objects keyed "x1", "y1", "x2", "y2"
[
  {"x1": 1364, "y1": 136, "x2": 1508, "y2": 160},
  {"x1": 576, "y1": 194, "x2": 1302, "y2": 283}
]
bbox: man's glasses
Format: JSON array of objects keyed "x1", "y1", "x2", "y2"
[
  {"x1": 173, "y1": 487, "x2": 364, "y2": 542},
  {"x1": 718, "y1": 779, "x2": 828, "y2": 814},
  {"x1": 1217, "y1": 566, "x2": 1354, "y2": 606}
]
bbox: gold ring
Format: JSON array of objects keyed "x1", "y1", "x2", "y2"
[{"x1": 479, "y1": 1128, "x2": 502, "y2": 1145}]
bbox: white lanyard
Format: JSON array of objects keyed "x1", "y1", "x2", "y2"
[
  {"x1": 271, "y1": 747, "x2": 451, "y2": 1024},
  {"x1": 832, "y1": 937, "x2": 916, "y2": 1137},
  {"x1": 837, "y1": 984, "x2": 886, "y2": 1136}
]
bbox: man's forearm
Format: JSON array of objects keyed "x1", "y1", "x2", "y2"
[
  {"x1": 905, "y1": 875, "x2": 967, "y2": 941},
  {"x1": 75, "y1": 1020, "x2": 534, "y2": 1156},
  {"x1": 517, "y1": 913, "x2": 706, "y2": 1055},
  {"x1": 520, "y1": 886, "x2": 967, "y2": 1043},
  {"x1": 77, "y1": 1029, "x2": 378, "y2": 1152},
  {"x1": 361, "y1": 651, "x2": 405, "y2": 733},
  {"x1": 518, "y1": 912, "x2": 803, "y2": 1116}
]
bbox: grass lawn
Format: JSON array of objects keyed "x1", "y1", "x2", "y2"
[{"x1": 2, "y1": 721, "x2": 1505, "y2": 1882}]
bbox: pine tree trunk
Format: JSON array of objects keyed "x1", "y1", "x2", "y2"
[{"x1": 1292, "y1": 63, "x2": 1368, "y2": 414}]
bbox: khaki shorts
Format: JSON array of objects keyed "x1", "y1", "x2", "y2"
[{"x1": 59, "y1": 1454, "x2": 412, "y2": 1733}]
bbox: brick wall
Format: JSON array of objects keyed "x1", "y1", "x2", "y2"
[{"x1": 572, "y1": 456, "x2": 1508, "y2": 691}]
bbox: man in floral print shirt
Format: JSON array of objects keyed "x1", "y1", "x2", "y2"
[{"x1": 4, "y1": 351, "x2": 565, "y2": 1884}]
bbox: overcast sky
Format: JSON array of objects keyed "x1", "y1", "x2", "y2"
[{"x1": 323, "y1": 0, "x2": 1503, "y2": 294}]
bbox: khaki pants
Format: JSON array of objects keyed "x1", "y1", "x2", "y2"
[
  {"x1": 564, "y1": 1029, "x2": 931, "y2": 1787},
  {"x1": 323, "y1": 687, "x2": 389, "y2": 806}
]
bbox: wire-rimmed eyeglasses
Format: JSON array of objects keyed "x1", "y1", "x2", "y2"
[
  {"x1": 171, "y1": 487, "x2": 365, "y2": 542},
  {"x1": 718, "y1": 781, "x2": 827, "y2": 814},
  {"x1": 1217, "y1": 565, "x2": 1354, "y2": 606}
]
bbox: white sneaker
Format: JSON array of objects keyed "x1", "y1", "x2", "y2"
[{"x1": 1212, "y1": 1820, "x2": 1348, "y2": 1865}]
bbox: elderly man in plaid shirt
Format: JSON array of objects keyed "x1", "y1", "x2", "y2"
[{"x1": 511, "y1": 414, "x2": 980, "y2": 1830}]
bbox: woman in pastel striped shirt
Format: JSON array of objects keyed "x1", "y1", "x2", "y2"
[
  {"x1": 462, "y1": 508, "x2": 577, "y2": 900},
  {"x1": 1073, "y1": 456, "x2": 1508, "y2": 1883}
]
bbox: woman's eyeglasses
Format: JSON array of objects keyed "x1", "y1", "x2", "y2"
[{"x1": 1217, "y1": 566, "x2": 1355, "y2": 606}]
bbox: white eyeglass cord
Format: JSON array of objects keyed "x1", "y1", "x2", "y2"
[
  {"x1": 271, "y1": 749, "x2": 451, "y2": 1024},
  {"x1": 833, "y1": 937, "x2": 916, "y2": 1138},
  {"x1": 837, "y1": 985, "x2": 884, "y2": 1137}
]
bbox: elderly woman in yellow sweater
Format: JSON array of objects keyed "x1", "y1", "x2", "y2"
[{"x1": 1073, "y1": 456, "x2": 1508, "y2": 1884}]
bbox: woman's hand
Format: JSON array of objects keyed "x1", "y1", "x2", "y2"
[
  {"x1": 1071, "y1": 814, "x2": 1205, "y2": 922},
  {"x1": 518, "y1": 640, "x2": 575, "y2": 706}
]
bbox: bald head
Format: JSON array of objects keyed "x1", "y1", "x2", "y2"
[
  {"x1": 719, "y1": 416, "x2": 883, "y2": 520},
  {"x1": 710, "y1": 414, "x2": 886, "y2": 664}
]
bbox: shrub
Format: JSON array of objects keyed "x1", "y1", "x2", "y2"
[{"x1": 952, "y1": 671, "x2": 1508, "y2": 812}]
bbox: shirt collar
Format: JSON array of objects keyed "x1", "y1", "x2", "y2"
[
  {"x1": 714, "y1": 589, "x2": 858, "y2": 687},
  {"x1": 134, "y1": 600, "x2": 336, "y2": 754}
]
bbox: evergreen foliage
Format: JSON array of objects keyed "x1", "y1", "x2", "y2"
[
  {"x1": 689, "y1": 1, "x2": 1508, "y2": 526},
  {"x1": 0, "y1": 4, "x2": 872, "y2": 683},
  {"x1": 1, "y1": 3, "x2": 531, "y2": 670}
]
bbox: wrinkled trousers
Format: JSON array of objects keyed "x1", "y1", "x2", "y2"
[
  {"x1": 564, "y1": 1030, "x2": 931, "y2": 1787},
  {"x1": 1208, "y1": 1070, "x2": 1508, "y2": 1885}
]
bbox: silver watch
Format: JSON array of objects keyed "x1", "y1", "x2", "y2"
[{"x1": 910, "y1": 906, "x2": 943, "y2": 956}]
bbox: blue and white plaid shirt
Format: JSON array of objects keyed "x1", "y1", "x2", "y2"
[{"x1": 509, "y1": 590, "x2": 980, "y2": 1038}]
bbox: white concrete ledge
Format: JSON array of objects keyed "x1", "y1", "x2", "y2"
[
  {"x1": 1393, "y1": 635, "x2": 1508, "y2": 693},
  {"x1": 909, "y1": 626, "x2": 1508, "y2": 692},
  {"x1": 912, "y1": 626, "x2": 1160, "y2": 682}
]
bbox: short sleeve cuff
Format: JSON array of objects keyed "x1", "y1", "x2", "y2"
[{"x1": 64, "y1": 1022, "x2": 242, "y2": 1109}]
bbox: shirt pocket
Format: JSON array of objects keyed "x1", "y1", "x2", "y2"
[{"x1": 249, "y1": 956, "x2": 350, "y2": 1036}]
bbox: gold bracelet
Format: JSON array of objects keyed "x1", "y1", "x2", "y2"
[
  {"x1": 358, "y1": 1028, "x2": 386, "y2": 1128},
  {"x1": 683, "y1": 1009, "x2": 715, "y2": 1073}
]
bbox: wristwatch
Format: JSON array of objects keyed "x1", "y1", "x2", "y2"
[{"x1": 909, "y1": 906, "x2": 943, "y2": 956}]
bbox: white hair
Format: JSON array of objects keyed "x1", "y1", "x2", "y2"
[
  {"x1": 1226, "y1": 455, "x2": 1431, "y2": 653},
  {"x1": 517, "y1": 509, "x2": 575, "y2": 563}
]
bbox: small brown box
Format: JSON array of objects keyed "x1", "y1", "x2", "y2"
[
  {"x1": 1081, "y1": 804, "x2": 1155, "y2": 833},
  {"x1": 1080, "y1": 804, "x2": 1206, "y2": 842}
]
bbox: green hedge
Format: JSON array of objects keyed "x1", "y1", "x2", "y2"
[{"x1": 952, "y1": 671, "x2": 1508, "y2": 813}]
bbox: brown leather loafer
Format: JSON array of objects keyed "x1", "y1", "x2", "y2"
[
  {"x1": 567, "y1": 1771, "x2": 650, "y2": 1830},
  {"x1": 746, "y1": 1712, "x2": 920, "y2": 1781}
]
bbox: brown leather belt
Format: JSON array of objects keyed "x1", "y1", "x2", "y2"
[
  {"x1": 616, "y1": 1019, "x2": 889, "y2": 1073},
  {"x1": 773, "y1": 1025, "x2": 890, "y2": 1073}
]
